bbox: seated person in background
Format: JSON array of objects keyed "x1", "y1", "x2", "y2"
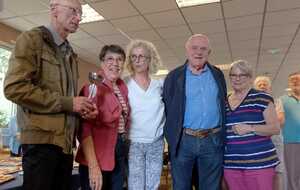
[{"x1": 8, "y1": 116, "x2": 21, "y2": 157}]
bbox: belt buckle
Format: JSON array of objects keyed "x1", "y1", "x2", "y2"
[
  {"x1": 184, "y1": 128, "x2": 208, "y2": 138},
  {"x1": 196, "y1": 130, "x2": 209, "y2": 138}
]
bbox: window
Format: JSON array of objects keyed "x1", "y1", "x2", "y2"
[{"x1": 0, "y1": 47, "x2": 13, "y2": 127}]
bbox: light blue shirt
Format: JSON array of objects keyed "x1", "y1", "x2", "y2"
[
  {"x1": 281, "y1": 95, "x2": 300, "y2": 143},
  {"x1": 8, "y1": 116, "x2": 20, "y2": 154},
  {"x1": 183, "y1": 64, "x2": 220, "y2": 130}
]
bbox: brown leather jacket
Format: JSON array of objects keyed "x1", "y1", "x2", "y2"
[{"x1": 4, "y1": 26, "x2": 79, "y2": 154}]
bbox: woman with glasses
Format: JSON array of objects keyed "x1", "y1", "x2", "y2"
[
  {"x1": 223, "y1": 60, "x2": 280, "y2": 190},
  {"x1": 76, "y1": 45, "x2": 130, "y2": 190},
  {"x1": 125, "y1": 39, "x2": 165, "y2": 190}
]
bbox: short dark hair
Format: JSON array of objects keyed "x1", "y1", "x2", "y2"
[{"x1": 99, "y1": 44, "x2": 126, "y2": 62}]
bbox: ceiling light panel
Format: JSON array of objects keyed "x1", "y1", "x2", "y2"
[
  {"x1": 176, "y1": 0, "x2": 220, "y2": 8},
  {"x1": 80, "y1": 4, "x2": 104, "y2": 24}
]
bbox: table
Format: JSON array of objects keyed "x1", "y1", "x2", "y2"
[{"x1": 0, "y1": 169, "x2": 80, "y2": 190}]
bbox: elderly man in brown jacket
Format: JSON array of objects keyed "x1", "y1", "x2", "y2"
[{"x1": 3, "y1": 0, "x2": 97, "y2": 189}]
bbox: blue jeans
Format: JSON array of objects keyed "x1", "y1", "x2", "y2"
[{"x1": 170, "y1": 131, "x2": 223, "y2": 190}]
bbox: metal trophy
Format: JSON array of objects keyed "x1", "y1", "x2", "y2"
[{"x1": 88, "y1": 72, "x2": 103, "y2": 100}]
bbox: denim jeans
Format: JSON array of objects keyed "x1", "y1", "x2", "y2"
[{"x1": 170, "y1": 131, "x2": 223, "y2": 190}]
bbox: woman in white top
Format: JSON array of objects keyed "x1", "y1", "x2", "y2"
[{"x1": 125, "y1": 39, "x2": 165, "y2": 190}]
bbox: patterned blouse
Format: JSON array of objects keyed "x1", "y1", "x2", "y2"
[{"x1": 224, "y1": 88, "x2": 279, "y2": 170}]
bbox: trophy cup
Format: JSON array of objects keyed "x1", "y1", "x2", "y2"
[{"x1": 88, "y1": 72, "x2": 103, "y2": 100}]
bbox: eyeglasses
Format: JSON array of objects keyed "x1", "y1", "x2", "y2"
[
  {"x1": 56, "y1": 4, "x2": 83, "y2": 18},
  {"x1": 229, "y1": 73, "x2": 249, "y2": 80},
  {"x1": 130, "y1": 55, "x2": 150, "y2": 62},
  {"x1": 103, "y1": 57, "x2": 124, "y2": 63},
  {"x1": 190, "y1": 46, "x2": 209, "y2": 52}
]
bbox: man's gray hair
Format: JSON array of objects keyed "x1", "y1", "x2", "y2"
[{"x1": 185, "y1": 34, "x2": 211, "y2": 50}]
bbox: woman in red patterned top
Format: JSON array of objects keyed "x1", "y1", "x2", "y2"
[{"x1": 76, "y1": 45, "x2": 130, "y2": 190}]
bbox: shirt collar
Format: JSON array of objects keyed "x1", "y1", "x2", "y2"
[
  {"x1": 288, "y1": 93, "x2": 300, "y2": 101},
  {"x1": 45, "y1": 24, "x2": 65, "y2": 46},
  {"x1": 187, "y1": 62, "x2": 208, "y2": 75}
]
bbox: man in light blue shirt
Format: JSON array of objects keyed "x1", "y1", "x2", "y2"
[
  {"x1": 163, "y1": 34, "x2": 227, "y2": 190},
  {"x1": 184, "y1": 64, "x2": 220, "y2": 130}
]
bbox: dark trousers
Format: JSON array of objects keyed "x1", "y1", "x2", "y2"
[
  {"x1": 22, "y1": 144, "x2": 73, "y2": 190},
  {"x1": 79, "y1": 134, "x2": 128, "y2": 190}
]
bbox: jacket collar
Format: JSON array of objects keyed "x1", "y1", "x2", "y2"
[
  {"x1": 288, "y1": 93, "x2": 300, "y2": 101},
  {"x1": 45, "y1": 24, "x2": 65, "y2": 46},
  {"x1": 176, "y1": 60, "x2": 210, "y2": 88},
  {"x1": 38, "y1": 26, "x2": 77, "y2": 58},
  {"x1": 102, "y1": 76, "x2": 124, "y2": 90},
  {"x1": 209, "y1": 63, "x2": 223, "y2": 97},
  {"x1": 38, "y1": 26, "x2": 59, "y2": 51},
  {"x1": 176, "y1": 60, "x2": 188, "y2": 92}
]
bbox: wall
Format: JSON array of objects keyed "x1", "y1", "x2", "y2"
[
  {"x1": 0, "y1": 22, "x2": 99, "y2": 89},
  {"x1": 0, "y1": 23, "x2": 19, "y2": 45},
  {"x1": 77, "y1": 59, "x2": 99, "y2": 88}
]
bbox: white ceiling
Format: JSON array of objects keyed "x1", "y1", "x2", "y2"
[{"x1": 1, "y1": 0, "x2": 300, "y2": 97}]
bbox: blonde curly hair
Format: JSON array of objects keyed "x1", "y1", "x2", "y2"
[{"x1": 125, "y1": 39, "x2": 162, "y2": 75}]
